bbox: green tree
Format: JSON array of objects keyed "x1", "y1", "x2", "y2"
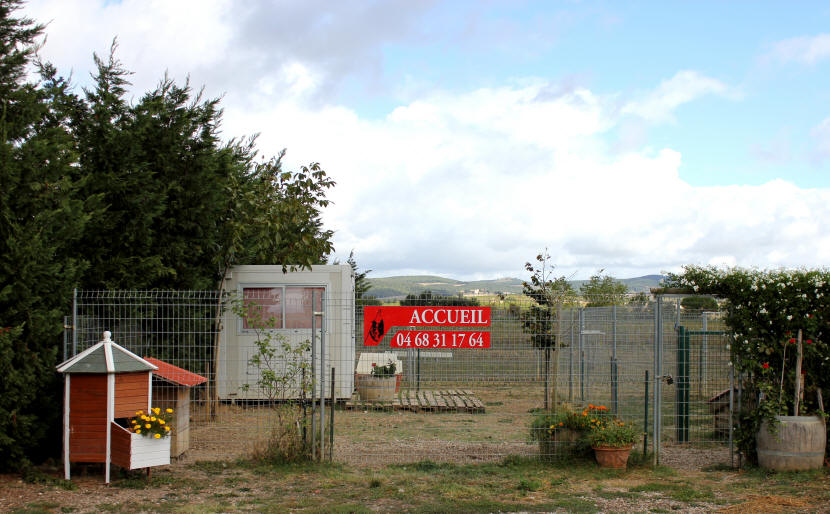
[
  {"x1": 580, "y1": 272, "x2": 628, "y2": 306},
  {"x1": 521, "y1": 250, "x2": 575, "y2": 409},
  {"x1": 680, "y1": 296, "x2": 719, "y2": 311},
  {"x1": 400, "y1": 290, "x2": 479, "y2": 307},
  {"x1": 0, "y1": 0, "x2": 91, "y2": 469}
]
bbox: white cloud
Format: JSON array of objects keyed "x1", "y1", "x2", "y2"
[
  {"x1": 225, "y1": 83, "x2": 830, "y2": 280},
  {"x1": 768, "y1": 34, "x2": 830, "y2": 65},
  {"x1": 21, "y1": 1, "x2": 830, "y2": 281},
  {"x1": 621, "y1": 70, "x2": 730, "y2": 124}
]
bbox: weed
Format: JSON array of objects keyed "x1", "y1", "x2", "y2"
[
  {"x1": 702, "y1": 463, "x2": 735, "y2": 472},
  {"x1": 192, "y1": 460, "x2": 230, "y2": 474},
  {"x1": 517, "y1": 478, "x2": 542, "y2": 491},
  {"x1": 21, "y1": 468, "x2": 75, "y2": 491},
  {"x1": 369, "y1": 478, "x2": 382, "y2": 488},
  {"x1": 550, "y1": 497, "x2": 599, "y2": 513}
]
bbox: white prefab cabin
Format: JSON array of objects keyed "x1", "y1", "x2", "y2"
[{"x1": 217, "y1": 265, "x2": 355, "y2": 401}]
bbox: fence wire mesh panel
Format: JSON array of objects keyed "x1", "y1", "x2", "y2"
[{"x1": 67, "y1": 290, "x2": 734, "y2": 467}]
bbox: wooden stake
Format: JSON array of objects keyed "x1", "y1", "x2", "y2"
[
  {"x1": 793, "y1": 329, "x2": 803, "y2": 416},
  {"x1": 817, "y1": 388, "x2": 825, "y2": 416}
]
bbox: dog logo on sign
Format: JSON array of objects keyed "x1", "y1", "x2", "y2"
[{"x1": 368, "y1": 310, "x2": 386, "y2": 344}]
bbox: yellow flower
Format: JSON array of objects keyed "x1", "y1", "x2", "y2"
[
  {"x1": 166, "y1": 408, "x2": 173, "y2": 413},
  {"x1": 159, "y1": 419, "x2": 165, "y2": 425},
  {"x1": 150, "y1": 416, "x2": 157, "y2": 422},
  {"x1": 135, "y1": 410, "x2": 143, "y2": 416},
  {"x1": 154, "y1": 433, "x2": 161, "y2": 439},
  {"x1": 153, "y1": 407, "x2": 160, "y2": 415},
  {"x1": 164, "y1": 426, "x2": 170, "y2": 432},
  {"x1": 145, "y1": 423, "x2": 151, "y2": 429},
  {"x1": 135, "y1": 429, "x2": 141, "y2": 434}
]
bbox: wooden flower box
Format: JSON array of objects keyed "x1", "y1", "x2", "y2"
[{"x1": 110, "y1": 423, "x2": 170, "y2": 470}]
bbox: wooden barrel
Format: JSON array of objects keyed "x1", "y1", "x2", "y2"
[
  {"x1": 757, "y1": 416, "x2": 826, "y2": 471},
  {"x1": 356, "y1": 376, "x2": 396, "y2": 401}
]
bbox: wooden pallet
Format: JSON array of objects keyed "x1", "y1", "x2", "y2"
[{"x1": 344, "y1": 389, "x2": 485, "y2": 413}]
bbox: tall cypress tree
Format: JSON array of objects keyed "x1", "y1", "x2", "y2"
[{"x1": 0, "y1": 0, "x2": 90, "y2": 468}]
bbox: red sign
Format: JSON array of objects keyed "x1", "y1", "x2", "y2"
[
  {"x1": 391, "y1": 330, "x2": 490, "y2": 349},
  {"x1": 363, "y1": 306, "x2": 491, "y2": 346}
]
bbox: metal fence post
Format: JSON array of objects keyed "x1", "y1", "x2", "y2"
[
  {"x1": 611, "y1": 304, "x2": 618, "y2": 415},
  {"x1": 311, "y1": 290, "x2": 317, "y2": 460},
  {"x1": 319, "y1": 291, "x2": 326, "y2": 462},
  {"x1": 569, "y1": 308, "x2": 574, "y2": 401},
  {"x1": 330, "y1": 366, "x2": 335, "y2": 463},
  {"x1": 579, "y1": 308, "x2": 585, "y2": 402},
  {"x1": 653, "y1": 295, "x2": 662, "y2": 466},
  {"x1": 72, "y1": 288, "x2": 78, "y2": 356}
]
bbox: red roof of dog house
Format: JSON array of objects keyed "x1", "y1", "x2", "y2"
[{"x1": 143, "y1": 357, "x2": 207, "y2": 387}]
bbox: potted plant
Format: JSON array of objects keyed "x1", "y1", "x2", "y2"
[
  {"x1": 530, "y1": 404, "x2": 607, "y2": 461},
  {"x1": 755, "y1": 330, "x2": 826, "y2": 471},
  {"x1": 111, "y1": 407, "x2": 174, "y2": 470},
  {"x1": 586, "y1": 418, "x2": 639, "y2": 469},
  {"x1": 357, "y1": 360, "x2": 397, "y2": 401}
]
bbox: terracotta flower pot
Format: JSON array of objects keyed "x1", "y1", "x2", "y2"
[{"x1": 592, "y1": 444, "x2": 633, "y2": 469}]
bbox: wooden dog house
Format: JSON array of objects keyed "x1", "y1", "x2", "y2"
[
  {"x1": 143, "y1": 357, "x2": 207, "y2": 457},
  {"x1": 57, "y1": 331, "x2": 166, "y2": 483}
]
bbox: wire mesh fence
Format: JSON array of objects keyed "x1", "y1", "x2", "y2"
[{"x1": 66, "y1": 289, "x2": 735, "y2": 467}]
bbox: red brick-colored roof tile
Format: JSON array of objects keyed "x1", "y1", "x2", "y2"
[{"x1": 144, "y1": 357, "x2": 207, "y2": 387}]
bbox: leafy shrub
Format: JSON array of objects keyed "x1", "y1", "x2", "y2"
[
  {"x1": 665, "y1": 266, "x2": 830, "y2": 462},
  {"x1": 370, "y1": 360, "x2": 396, "y2": 377},
  {"x1": 586, "y1": 420, "x2": 640, "y2": 448}
]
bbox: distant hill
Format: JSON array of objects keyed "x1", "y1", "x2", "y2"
[{"x1": 366, "y1": 274, "x2": 663, "y2": 298}]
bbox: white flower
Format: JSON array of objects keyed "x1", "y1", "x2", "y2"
[
  {"x1": 728, "y1": 361, "x2": 733, "y2": 367},
  {"x1": 787, "y1": 315, "x2": 793, "y2": 320},
  {"x1": 725, "y1": 344, "x2": 731, "y2": 350}
]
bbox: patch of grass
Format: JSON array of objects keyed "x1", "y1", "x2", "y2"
[
  {"x1": 191, "y1": 460, "x2": 231, "y2": 474},
  {"x1": 549, "y1": 497, "x2": 599, "y2": 513},
  {"x1": 369, "y1": 478, "x2": 382, "y2": 488},
  {"x1": 13, "y1": 502, "x2": 61, "y2": 514},
  {"x1": 21, "y1": 468, "x2": 76, "y2": 490},
  {"x1": 702, "y1": 463, "x2": 735, "y2": 472},
  {"x1": 485, "y1": 401, "x2": 504, "y2": 406},
  {"x1": 113, "y1": 476, "x2": 151, "y2": 489},
  {"x1": 548, "y1": 475, "x2": 567, "y2": 486},
  {"x1": 596, "y1": 490, "x2": 641, "y2": 499},
  {"x1": 629, "y1": 482, "x2": 713, "y2": 502},
  {"x1": 517, "y1": 478, "x2": 541, "y2": 491},
  {"x1": 61, "y1": 508, "x2": 77, "y2": 513}
]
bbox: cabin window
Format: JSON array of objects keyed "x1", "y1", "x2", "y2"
[
  {"x1": 241, "y1": 286, "x2": 325, "y2": 330},
  {"x1": 242, "y1": 287, "x2": 283, "y2": 329},
  {"x1": 285, "y1": 287, "x2": 324, "y2": 328}
]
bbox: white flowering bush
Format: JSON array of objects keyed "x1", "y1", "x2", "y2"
[{"x1": 664, "y1": 266, "x2": 829, "y2": 462}]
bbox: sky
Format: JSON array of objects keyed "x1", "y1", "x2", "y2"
[{"x1": 21, "y1": 0, "x2": 830, "y2": 281}]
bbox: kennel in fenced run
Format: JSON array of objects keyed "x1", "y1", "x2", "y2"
[
  {"x1": 217, "y1": 264, "x2": 355, "y2": 401},
  {"x1": 66, "y1": 289, "x2": 736, "y2": 468}
]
